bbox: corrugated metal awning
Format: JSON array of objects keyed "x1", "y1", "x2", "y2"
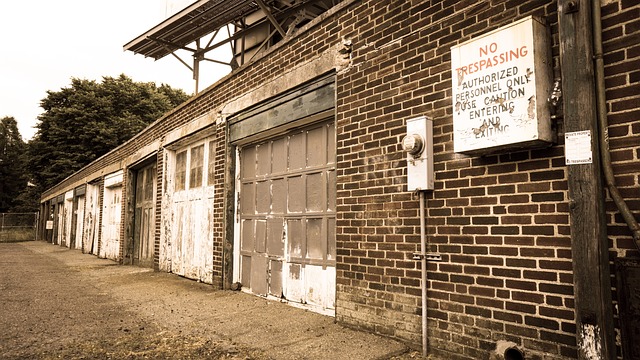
[{"x1": 124, "y1": 0, "x2": 259, "y2": 60}]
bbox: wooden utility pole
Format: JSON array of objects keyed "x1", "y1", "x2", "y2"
[{"x1": 557, "y1": 0, "x2": 615, "y2": 358}]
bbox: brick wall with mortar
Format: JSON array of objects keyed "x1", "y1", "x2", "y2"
[
  {"x1": 333, "y1": 0, "x2": 638, "y2": 359},
  {"x1": 154, "y1": 150, "x2": 162, "y2": 272},
  {"x1": 601, "y1": 0, "x2": 640, "y2": 259},
  {"x1": 38, "y1": 0, "x2": 639, "y2": 358}
]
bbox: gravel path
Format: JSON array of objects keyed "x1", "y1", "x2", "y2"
[{"x1": 0, "y1": 241, "x2": 420, "y2": 359}]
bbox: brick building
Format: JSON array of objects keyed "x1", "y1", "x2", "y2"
[{"x1": 38, "y1": 1, "x2": 640, "y2": 359}]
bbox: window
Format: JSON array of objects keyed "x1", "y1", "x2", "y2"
[
  {"x1": 175, "y1": 150, "x2": 187, "y2": 191},
  {"x1": 189, "y1": 144, "x2": 204, "y2": 189},
  {"x1": 172, "y1": 139, "x2": 216, "y2": 192},
  {"x1": 207, "y1": 140, "x2": 216, "y2": 187}
]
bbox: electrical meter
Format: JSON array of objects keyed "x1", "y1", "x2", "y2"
[
  {"x1": 403, "y1": 116, "x2": 434, "y2": 191},
  {"x1": 402, "y1": 134, "x2": 424, "y2": 156}
]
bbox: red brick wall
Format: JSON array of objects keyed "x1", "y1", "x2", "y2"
[
  {"x1": 601, "y1": 0, "x2": 640, "y2": 258},
  {"x1": 154, "y1": 150, "x2": 163, "y2": 272},
  {"x1": 39, "y1": 0, "x2": 640, "y2": 358}
]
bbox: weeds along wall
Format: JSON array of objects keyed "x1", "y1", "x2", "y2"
[{"x1": 39, "y1": 0, "x2": 640, "y2": 359}]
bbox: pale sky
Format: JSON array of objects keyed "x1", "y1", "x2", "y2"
[{"x1": 0, "y1": 0, "x2": 231, "y2": 141}]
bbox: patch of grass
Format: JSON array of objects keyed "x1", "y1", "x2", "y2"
[
  {"x1": 0, "y1": 230, "x2": 35, "y2": 242},
  {"x1": 39, "y1": 331, "x2": 270, "y2": 360}
]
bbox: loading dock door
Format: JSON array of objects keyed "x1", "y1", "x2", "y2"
[
  {"x1": 239, "y1": 120, "x2": 336, "y2": 312},
  {"x1": 133, "y1": 163, "x2": 156, "y2": 267}
]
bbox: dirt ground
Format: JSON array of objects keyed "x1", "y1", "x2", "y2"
[{"x1": 0, "y1": 241, "x2": 423, "y2": 360}]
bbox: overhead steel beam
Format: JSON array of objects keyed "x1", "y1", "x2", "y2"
[{"x1": 255, "y1": 0, "x2": 287, "y2": 38}]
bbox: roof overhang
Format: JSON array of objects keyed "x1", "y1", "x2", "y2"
[{"x1": 124, "y1": 0, "x2": 259, "y2": 60}]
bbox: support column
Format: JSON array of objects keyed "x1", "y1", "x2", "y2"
[{"x1": 557, "y1": 0, "x2": 615, "y2": 358}]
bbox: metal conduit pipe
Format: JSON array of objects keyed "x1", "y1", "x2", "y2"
[
  {"x1": 419, "y1": 190, "x2": 428, "y2": 358},
  {"x1": 591, "y1": 0, "x2": 640, "y2": 249}
]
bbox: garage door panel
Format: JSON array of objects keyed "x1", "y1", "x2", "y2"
[
  {"x1": 271, "y1": 179, "x2": 286, "y2": 214},
  {"x1": 306, "y1": 218, "x2": 324, "y2": 260},
  {"x1": 242, "y1": 147, "x2": 256, "y2": 178},
  {"x1": 288, "y1": 176, "x2": 304, "y2": 213},
  {"x1": 270, "y1": 260, "x2": 283, "y2": 297},
  {"x1": 287, "y1": 219, "x2": 304, "y2": 258},
  {"x1": 241, "y1": 183, "x2": 255, "y2": 214},
  {"x1": 306, "y1": 172, "x2": 324, "y2": 212},
  {"x1": 251, "y1": 255, "x2": 268, "y2": 296},
  {"x1": 306, "y1": 126, "x2": 325, "y2": 167},
  {"x1": 284, "y1": 263, "x2": 304, "y2": 302},
  {"x1": 328, "y1": 218, "x2": 336, "y2": 261},
  {"x1": 328, "y1": 170, "x2": 336, "y2": 211},
  {"x1": 257, "y1": 143, "x2": 270, "y2": 176},
  {"x1": 255, "y1": 220, "x2": 267, "y2": 253},
  {"x1": 241, "y1": 255, "x2": 252, "y2": 286},
  {"x1": 272, "y1": 138, "x2": 286, "y2": 174},
  {"x1": 267, "y1": 218, "x2": 284, "y2": 256},
  {"x1": 288, "y1": 132, "x2": 305, "y2": 170},
  {"x1": 241, "y1": 219, "x2": 254, "y2": 251},
  {"x1": 256, "y1": 181, "x2": 270, "y2": 214},
  {"x1": 327, "y1": 123, "x2": 336, "y2": 165}
]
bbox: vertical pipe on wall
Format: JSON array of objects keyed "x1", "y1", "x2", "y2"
[
  {"x1": 419, "y1": 190, "x2": 428, "y2": 357},
  {"x1": 591, "y1": 0, "x2": 640, "y2": 247}
]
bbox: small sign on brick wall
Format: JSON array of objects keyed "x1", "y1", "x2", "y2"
[{"x1": 451, "y1": 16, "x2": 554, "y2": 155}]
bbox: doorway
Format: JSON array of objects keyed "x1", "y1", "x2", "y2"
[{"x1": 133, "y1": 163, "x2": 156, "y2": 267}]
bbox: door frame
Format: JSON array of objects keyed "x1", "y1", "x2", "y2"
[{"x1": 124, "y1": 156, "x2": 158, "y2": 267}]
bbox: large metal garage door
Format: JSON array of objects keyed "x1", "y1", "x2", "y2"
[{"x1": 239, "y1": 120, "x2": 336, "y2": 313}]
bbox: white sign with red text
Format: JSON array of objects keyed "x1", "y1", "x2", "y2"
[{"x1": 451, "y1": 16, "x2": 553, "y2": 154}]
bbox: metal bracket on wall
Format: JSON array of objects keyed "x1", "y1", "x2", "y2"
[
  {"x1": 564, "y1": 1, "x2": 579, "y2": 14},
  {"x1": 412, "y1": 253, "x2": 442, "y2": 262}
]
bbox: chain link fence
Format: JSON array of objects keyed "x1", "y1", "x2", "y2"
[{"x1": 0, "y1": 213, "x2": 38, "y2": 242}]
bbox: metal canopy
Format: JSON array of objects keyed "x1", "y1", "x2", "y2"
[
  {"x1": 124, "y1": 0, "x2": 339, "y2": 93},
  {"x1": 124, "y1": 0, "x2": 258, "y2": 60}
]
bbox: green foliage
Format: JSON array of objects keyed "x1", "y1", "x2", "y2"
[
  {"x1": 0, "y1": 116, "x2": 28, "y2": 212},
  {"x1": 28, "y1": 74, "x2": 190, "y2": 191}
]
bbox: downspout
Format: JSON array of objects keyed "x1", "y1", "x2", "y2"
[{"x1": 592, "y1": 0, "x2": 640, "y2": 248}]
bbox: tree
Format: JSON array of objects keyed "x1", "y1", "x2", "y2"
[
  {"x1": 28, "y1": 75, "x2": 190, "y2": 191},
  {"x1": 0, "y1": 116, "x2": 27, "y2": 212}
]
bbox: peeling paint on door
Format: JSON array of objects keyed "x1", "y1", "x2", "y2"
[
  {"x1": 133, "y1": 164, "x2": 156, "y2": 267},
  {"x1": 100, "y1": 171, "x2": 123, "y2": 261},
  {"x1": 62, "y1": 191, "x2": 73, "y2": 247},
  {"x1": 237, "y1": 121, "x2": 336, "y2": 314},
  {"x1": 83, "y1": 184, "x2": 100, "y2": 255},
  {"x1": 74, "y1": 195, "x2": 85, "y2": 250},
  {"x1": 161, "y1": 139, "x2": 216, "y2": 284}
]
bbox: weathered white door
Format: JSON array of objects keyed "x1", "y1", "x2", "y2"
[
  {"x1": 100, "y1": 172, "x2": 123, "y2": 260},
  {"x1": 165, "y1": 140, "x2": 216, "y2": 283},
  {"x1": 73, "y1": 195, "x2": 85, "y2": 250},
  {"x1": 238, "y1": 121, "x2": 336, "y2": 313},
  {"x1": 62, "y1": 190, "x2": 73, "y2": 248},
  {"x1": 83, "y1": 184, "x2": 100, "y2": 255},
  {"x1": 133, "y1": 163, "x2": 156, "y2": 267}
]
